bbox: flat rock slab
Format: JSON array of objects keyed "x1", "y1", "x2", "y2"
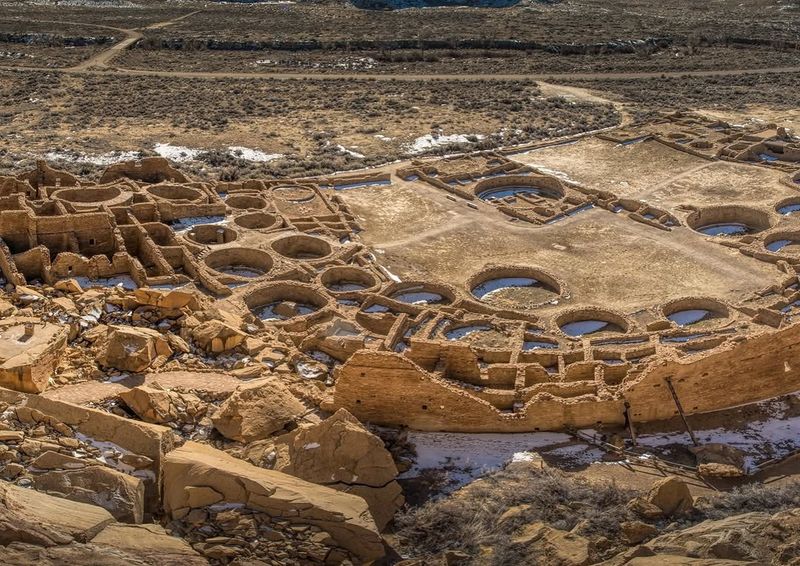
[{"x1": 43, "y1": 371, "x2": 251, "y2": 406}]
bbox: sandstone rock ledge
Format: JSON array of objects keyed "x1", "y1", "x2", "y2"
[{"x1": 163, "y1": 441, "x2": 386, "y2": 563}]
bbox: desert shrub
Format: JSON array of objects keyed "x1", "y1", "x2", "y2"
[
  {"x1": 396, "y1": 466, "x2": 637, "y2": 561},
  {"x1": 701, "y1": 481, "x2": 800, "y2": 519}
]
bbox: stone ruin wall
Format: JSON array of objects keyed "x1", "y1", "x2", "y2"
[{"x1": 332, "y1": 323, "x2": 800, "y2": 432}]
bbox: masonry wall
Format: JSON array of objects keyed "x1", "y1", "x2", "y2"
[
  {"x1": 624, "y1": 323, "x2": 800, "y2": 422},
  {"x1": 334, "y1": 324, "x2": 800, "y2": 432}
]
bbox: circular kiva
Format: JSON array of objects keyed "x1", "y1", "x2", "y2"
[
  {"x1": 775, "y1": 196, "x2": 800, "y2": 217},
  {"x1": 467, "y1": 265, "x2": 565, "y2": 311},
  {"x1": 51, "y1": 185, "x2": 132, "y2": 209},
  {"x1": 474, "y1": 175, "x2": 564, "y2": 202},
  {"x1": 554, "y1": 308, "x2": 630, "y2": 338},
  {"x1": 441, "y1": 321, "x2": 514, "y2": 349},
  {"x1": 660, "y1": 297, "x2": 729, "y2": 328},
  {"x1": 145, "y1": 183, "x2": 205, "y2": 203},
  {"x1": 272, "y1": 185, "x2": 317, "y2": 203},
  {"x1": 763, "y1": 231, "x2": 800, "y2": 255},
  {"x1": 204, "y1": 247, "x2": 273, "y2": 278},
  {"x1": 185, "y1": 224, "x2": 239, "y2": 246},
  {"x1": 271, "y1": 234, "x2": 333, "y2": 260},
  {"x1": 385, "y1": 280, "x2": 458, "y2": 306},
  {"x1": 226, "y1": 194, "x2": 267, "y2": 210},
  {"x1": 686, "y1": 205, "x2": 773, "y2": 237},
  {"x1": 320, "y1": 266, "x2": 380, "y2": 294},
  {"x1": 234, "y1": 212, "x2": 279, "y2": 230},
  {"x1": 245, "y1": 281, "x2": 331, "y2": 322}
]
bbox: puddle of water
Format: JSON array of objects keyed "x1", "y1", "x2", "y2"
[
  {"x1": 696, "y1": 223, "x2": 750, "y2": 236},
  {"x1": 472, "y1": 277, "x2": 540, "y2": 300},
  {"x1": 561, "y1": 320, "x2": 610, "y2": 337},
  {"x1": 171, "y1": 216, "x2": 226, "y2": 232},
  {"x1": 592, "y1": 336, "x2": 648, "y2": 346},
  {"x1": 546, "y1": 204, "x2": 595, "y2": 225},
  {"x1": 778, "y1": 204, "x2": 800, "y2": 215},
  {"x1": 74, "y1": 275, "x2": 137, "y2": 290},
  {"x1": 364, "y1": 304, "x2": 391, "y2": 313},
  {"x1": 619, "y1": 136, "x2": 649, "y2": 146},
  {"x1": 660, "y1": 333, "x2": 710, "y2": 343},
  {"x1": 478, "y1": 186, "x2": 553, "y2": 201},
  {"x1": 445, "y1": 324, "x2": 493, "y2": 340},
  {"x1": 334, "y1": 180, "x2": 392, "y2": 191},
  {"x1": 667, "y1": 309, "x2": 711, "y2": 326},
  {"x1": 391, "y1": 290, "x2": 446, "y2": 305},
  {"x1": 328, "y1": 281, "x2": 368, "y2": 292},
  {"x1": 766, "y1": 239, "x2": 794, "y2": 252},
  {"x1": 217, "y1": 266, "x2": 264, "y2": 278},
  {"x1": 523, "y1": 340, "x2": 558, "y2": 350},
  {"x1": 256, "y1": 301, "x2": 319, "y2": 321},
  {"x1": 780, "y1": 299, "x2": 800, "y2": 313}
]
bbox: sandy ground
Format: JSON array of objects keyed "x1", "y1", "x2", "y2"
[{"x1": 337, "y1": 140, "x2": 784, "y2": 315}]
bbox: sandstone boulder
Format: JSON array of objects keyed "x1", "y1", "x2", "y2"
[
  {"x1": 119, "y1": 384, "x2": 206, "y2": 425},
  {"x1": 54, "y1": 278, "x2": 83, "y2": 294},
  {"x1": 211, "y1": 378, "x2": 306, "y2": 442},
  {"x1": 0, "y1": 387, "x2": 176, "y2": 515},
  {"x1": 620, "y1": 520, "x2": 658, "y2": 545},
  {"x1": 247, "y1": 408, "x2": 403, "y2": 529},
  {"x1": 91, "y1": 523, "x2": 208, "y2": 565},
  {"x1": 628, "y1": 476, "x2": 693, "y2": 519},
  {"x1": 0, "y1": 522, "x2": 208, "y2": 565},
  {"x1": 100, "y1": 326, "x2": 172, "y2": 373},
  {"x1": 163, "y1": 441, "x2": 385, "y2": 563},
  {"x1": 645, "y1": 476, "x2": 694, "y2": 516},
  {"x1": 191, "y1": 320, "x2": 245, "y2": 353},
  {"x1": 0, "y1": 319, "x2": 68, "y2": 393},
  {"x1": 691, "y1": 444, "x2": 746, "y2": 478},
  {"x1": 0, "y1": 480, "x2": 115, "y2": 546},
  {"x1": 511, "y1": 521, "x2": 593, "y2": 565},
  {"x1": 133, "y1": 288, "x2": 200, "y2": 312},
  {"x1": 33, "y1": 465, "x2": 145, "y2": 523},
  {"x1": 639, "y1": 508, "x2": 800, "y2": 563}
]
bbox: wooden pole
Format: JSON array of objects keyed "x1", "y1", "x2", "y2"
[
  {"x1": 665, "y1": 377, "x2": 699, "y2": 446},
  {"x1": 624, "y1": 401, "x2": 638, "y2": 447}
]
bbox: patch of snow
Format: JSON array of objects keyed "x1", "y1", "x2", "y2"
[
  {"x1": 153, "y1": 143, "x2": 202, "y2": 163},
  {"x1": 335, "y1": 145, "x2": 365, "y2": 159},
  {"x1": 400, "y1": 431, "x2": 574, "y2": 490},
  {"x1": 406, "y1": 133, "x2": 485, "y2": 155},
  {"x1": 170, "y1": 216, "x2": 227, "y2": 232},
  {"x1": 526, "y1": 164, "x2": 579, "y2": 184},
  {"x1": 228, "y1": 146, "x2": 283, "y2": 162},
  {"x1": 608, "y1": 393, "x2": 800, "y2": 472},
  {"x1": 43, "y1": 149, "x2": 141, "y2": 166},
  {"x1": 296, "y1": 362, "x2": 326, "y2": 380},
  {"x1": 73, "y1": 275, "x2": 137, "y2": 290},
  {"x1": 379, "y1": 265, "x2": 402, "y2": 283},
  {"x1": 538, "y1": 443, "x2": 606, "y2": 467}
]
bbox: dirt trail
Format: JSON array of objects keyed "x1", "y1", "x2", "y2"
[
  {"x1": 143, "y1": 10, "x2": 204, "y2": 30},
  {"x1": 43, "y1": 65, "x2": 800, "y2": 82}
]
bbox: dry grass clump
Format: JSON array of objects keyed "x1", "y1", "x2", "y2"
[
  {"x1": 395, "y1": 466, "x2": 637, "y2": 564},
  {"x1": 396, "y1": 463, "x2": 800, "y2": 565}
]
